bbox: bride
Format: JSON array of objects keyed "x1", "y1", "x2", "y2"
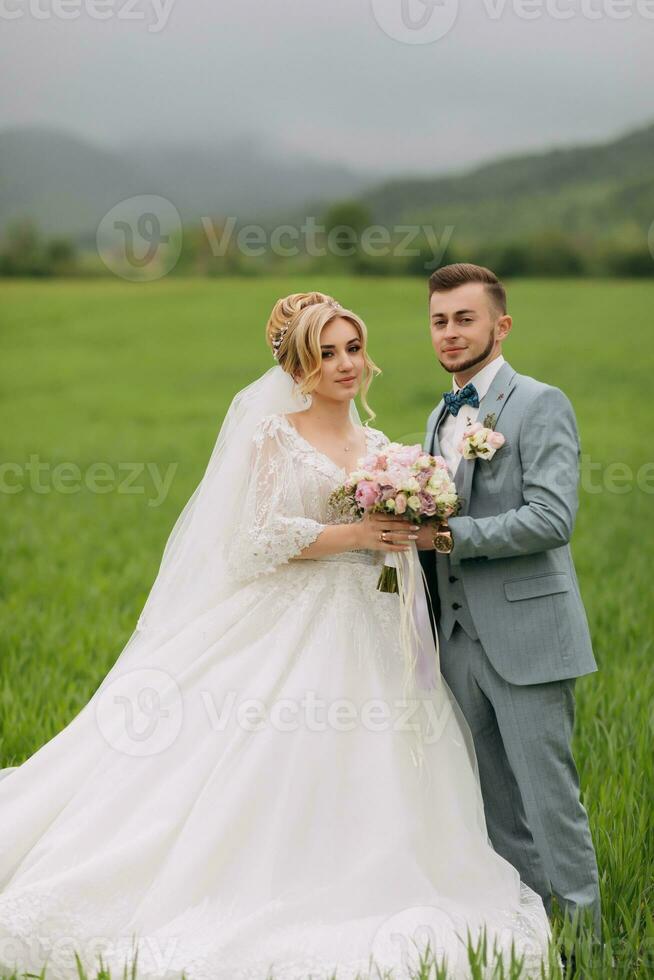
[{"x1": 0, "y1": 292, "x2": 553, "y2": 980}]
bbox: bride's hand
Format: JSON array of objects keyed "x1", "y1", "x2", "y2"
[{"x1": 354, "y1": 512, "x2": 419, "y2": 552}]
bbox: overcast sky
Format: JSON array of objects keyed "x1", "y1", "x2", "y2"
[{"x1": 1, "y1": 0, "x2": 652, "y2": 176}]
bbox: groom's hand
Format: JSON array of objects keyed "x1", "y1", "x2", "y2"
[{"x1": 415, "y1": 519, "x2": 451, "y2": 551}]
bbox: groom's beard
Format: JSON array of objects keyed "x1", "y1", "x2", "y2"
[{"x1": 439, "y1": 331, "x2": 495, "y2": 375}]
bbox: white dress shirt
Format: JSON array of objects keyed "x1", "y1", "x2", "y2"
[{"x1": 438, "y1": 354, "x2": 505, "y2": 477}]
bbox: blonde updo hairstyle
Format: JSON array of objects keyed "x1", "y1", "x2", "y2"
[{"x1": 265, "y1": 292, "x2": 381, "y2": 422}]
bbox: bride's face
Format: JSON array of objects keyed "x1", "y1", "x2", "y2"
[{"x1": 312, "y1": 316, "x2": 365, "y2": 403}]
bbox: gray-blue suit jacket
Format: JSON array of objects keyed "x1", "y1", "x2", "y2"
[{"x1": 422, "y1": 359, "x2": 598, "y2": 686}]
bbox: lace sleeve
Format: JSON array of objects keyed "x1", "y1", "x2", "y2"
[{"x1": 226, "y1": 415, "x2": 326, "y2": 583}]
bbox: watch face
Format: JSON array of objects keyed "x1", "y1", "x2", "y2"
[{"x1": 433, "y1": 532, "x2": 452, "y2": 554}]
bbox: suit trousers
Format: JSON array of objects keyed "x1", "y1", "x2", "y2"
[{"x1": 439, "y1": 620, "x2": 601, "y2": 937}]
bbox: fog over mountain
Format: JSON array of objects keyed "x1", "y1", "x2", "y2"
[
  {"x1": 1, "y1": 118, "x2": 652, "y2": 244},
  {"x1": 0, "y1": 126, "x2": 373, "y2": 238}
]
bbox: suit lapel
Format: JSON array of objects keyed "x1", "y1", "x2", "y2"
[
  {"x1": 428, "y1": 400, "x2": 449, "y2": 457},
  {"x1": 455, "y1": 360, "x2": 517, "y2": 514}
]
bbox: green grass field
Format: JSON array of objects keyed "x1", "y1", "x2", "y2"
[{"x1": 0, "y1": 277, "x2": 653, "y2": 979}]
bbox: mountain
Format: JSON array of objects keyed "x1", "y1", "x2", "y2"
[
  {"x1": 118, "y1": 137, "x2": 373, "y2": 226},
  {"x1": 358, "y1": 121, "x2": 654, "y2": 245},
  {"x1": 1, "y1": 120, "x2": 653, "y2": 251},
  {"x1": 0, "y1": 127, "x2": 373, "y2": 241},
  {"x1": 0, "y1": 128, "x2": 150, "y2": 242}
]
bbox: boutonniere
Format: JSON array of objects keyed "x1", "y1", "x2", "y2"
[{"x1": 458, "y1": 417, "x2": 506, "y2": 461}]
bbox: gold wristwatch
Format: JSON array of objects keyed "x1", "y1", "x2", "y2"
[{"x1": 432, "y1": 522, "x2": 453, "y2": 554}]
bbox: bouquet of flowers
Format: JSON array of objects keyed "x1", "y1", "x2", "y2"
[{"x1": 328, "y1": 441, "x2": 460, "y2": 592}]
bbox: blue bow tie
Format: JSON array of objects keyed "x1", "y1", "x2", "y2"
[{"x1": 443, "y1": 382, "x2": 480, "y2": 417}]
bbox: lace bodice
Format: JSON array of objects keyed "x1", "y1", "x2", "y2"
[{"x1": 226, "y1": 413, "x2": 390, "y2": 583}]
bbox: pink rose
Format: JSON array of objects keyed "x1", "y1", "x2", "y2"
[
  {"x1": 395, "y1": 492, "x2": 408, "y2": 515},
  {"x1": 359, "y1": 453, "x2": 382, "y2": 471},
  {"x1": 391, "y1": 445, "x2": 422, "y2": 467},
  {"x1": 487, "y1": 431, "x2": 505, "y2": 449},
  {"x1": 355, "y1": 480, "x2": 381, "y2": 509},
  {"x1": 418, "y1": 491, "x2": 437, "y2": 516},
  {"x1": 384, "y1": 466, "x2": 409, "y2": 490}
]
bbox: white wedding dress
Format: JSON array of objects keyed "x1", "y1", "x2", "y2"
[{"x1": 0, "y1": 410, "x2": 552, "y2": 980}]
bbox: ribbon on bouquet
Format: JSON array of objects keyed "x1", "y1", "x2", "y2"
[
  {"x1": 380, "y1": 545, "x2": 444, "y2": 771},
  {"x1": 386, "y1": 545, "x2": 440, "y2": 694}
]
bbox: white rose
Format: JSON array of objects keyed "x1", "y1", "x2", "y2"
[{"x1": 427, "y1": 472, "x2": 446, "y2": 493}]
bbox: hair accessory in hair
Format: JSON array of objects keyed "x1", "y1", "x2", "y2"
[
  {"x1": 272, "y1": 320, "x2": 291, "y2": 360},
  {"x1": 327, "y1": 300, "x2": 341, "y2": 309}
]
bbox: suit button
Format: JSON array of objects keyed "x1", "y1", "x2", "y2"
[
  {"x1": 452, "y1": 602, "x2": 461, "y2": 610},
  {"x1": 449, "y1": 575, "x2": 458, "y2": 583}
]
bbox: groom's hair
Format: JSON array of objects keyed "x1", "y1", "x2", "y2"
[{"x1": 428, "y1": 263, "x2": 507, "y2": 317}]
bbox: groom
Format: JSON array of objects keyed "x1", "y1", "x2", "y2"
[{"x1": 413, "y1": 263, "x2": 601, "y2": 936}]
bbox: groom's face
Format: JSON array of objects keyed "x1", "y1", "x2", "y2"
[{"x1": 429, "y1": 282, "x2": 506, "y2": 376}]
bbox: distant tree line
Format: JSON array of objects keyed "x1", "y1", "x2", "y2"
[
  {"x1": 1, "y1": 209, "x2": 652, "y2": 278},
  {"x1": 0, "y1": 219, "x2": 78, "y2": 276}
]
